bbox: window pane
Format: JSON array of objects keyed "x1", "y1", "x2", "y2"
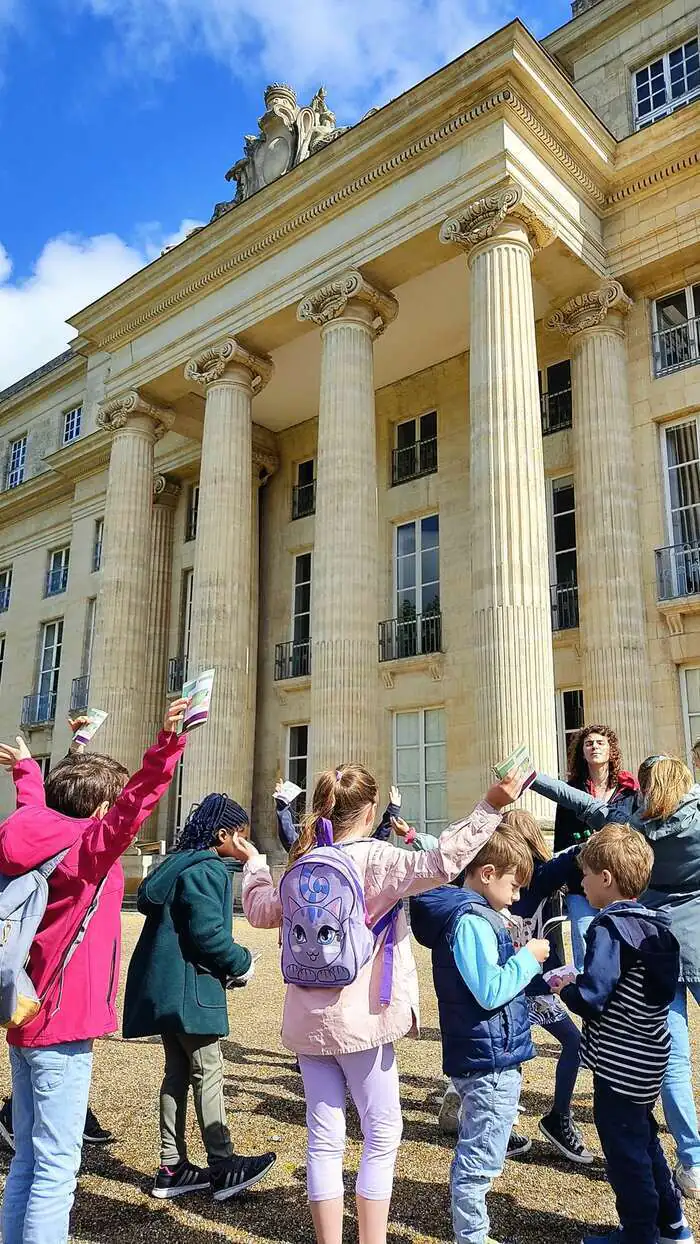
[
  {"x1": 425, "y1": 708, "x2": 446, "y2": 743},
  {"x1": 295, "y1": 553, "x2": 312, "y2": 584},
  {"x1": 396, "y1": 420, "x2": 416, "y2": 450},
  {"x1": 554, "y1": 512, "x2": 576, "y2": 551},
  {"x1": 425, "y1": 743, "x2": 446, "y2": 780},
  {"x1": 397, "y1": 557, "x2": 416, "y2": 591},
  {"x1": 294, "y1": 583, "x2": 311, "y2": 614},
  {"x1": 552, "y1": 480, "x2": 574, "y2": 515},
  {"x1": 396, "y1": 523, "x2": 416, "y2": 557},
  {"x1": 395, "y1": 712, "x2": 419, "y2": 746},
  {"x1": 563, "y1": 689, "x2": 585, "y2": 732},
  {"x1": 426, "y1": 783, "x2": 447, "y2": 822},
  {"x1": 547, "y1": 360, "x2": 571, "y2": 394},
  {"x1": 420, "y1": 411, "x2": 437, "y2": 441},
  {"x1": 421, "y1": 514, "x2": 439, "y2": 549},
  {"x1": 657, "y1": 292, "x2": 690, "y2": 335},
  {"x1": 297, "y1": 459, "x2": 314, "y2": 486},
  {"x1": 400, "y1": 785, "x2": 421, "y2": 826},
  {"x1": 686, "y1": 668, "x2": 700, "y2": 715},
  {"x1": 397, "y1": 747, "x2": 420, "y2": 784},
  {"x1": 421, "y1": 547, "x2": 439, "y2": 590}
]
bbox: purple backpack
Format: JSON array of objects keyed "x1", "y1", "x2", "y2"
[{"x1": 278, "y1": 819, "x2": 398, "y2": 1004}]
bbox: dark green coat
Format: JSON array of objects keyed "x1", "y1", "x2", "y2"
[{"x1": 123, "y1": 849, "x2": 251, "y2": 1038}]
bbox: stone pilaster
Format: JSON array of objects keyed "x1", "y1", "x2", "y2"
[
  {"x1": 140, "y1": 474, "x2": 180, "y2": 844},
  {"x1": 298, "y1": 270, "x2": 398, "y2": 779},
  {"x1": 181, "y1": 339, "x2": 273, "y2": 813},
  {"x1": 547, "y1": 281, "x2": 653, "y2": 766},
  {"x1": 440, "y1": 185, "x2": 558, "y2": 817},
  {"x1": 90, "y1": 391, "x2": 173, "y2": 773}
]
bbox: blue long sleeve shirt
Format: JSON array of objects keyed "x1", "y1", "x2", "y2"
[{"x1": 453, "y1": 912, "x2": 541, "y2": 1010}]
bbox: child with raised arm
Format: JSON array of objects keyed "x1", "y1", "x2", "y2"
[
  {"x1": 231, "y1": 762, "x2": 523, "y2": 1244},
  {"x1": 0, "y1": 698, "x2": 188, "y2": 1244}
]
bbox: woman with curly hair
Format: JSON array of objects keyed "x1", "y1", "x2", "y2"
[{"x1": 554, "y1": 725, "x2": 638, "y2": 971}]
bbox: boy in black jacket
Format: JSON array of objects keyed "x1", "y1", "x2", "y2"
[{"x1": 551, "y1": 823, "x2": 692, "y2": 1244}]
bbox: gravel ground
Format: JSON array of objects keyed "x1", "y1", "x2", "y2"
[{"x1": 0, "y1": 913, "x2": 698, "y2": 1244}]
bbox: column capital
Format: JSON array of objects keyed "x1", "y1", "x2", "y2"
[
  {"x1": 297, "y1": 269, "x2": 398, "y2": 335},
  {"x1": 546, "y1": 280, "x2": 633, "y2": 338},
  {"x1": 184, "y1": 338, "x2": 273, "y2": 393},
  {"x1": 439, "y1": 183, "x2": 553, "y2": 258},
  {"x1": 98, "y1": 391, "x2": 174, "y2": 438},
  {"x1": 152, "y1": 473, "x2": 181, "y2": 507}
]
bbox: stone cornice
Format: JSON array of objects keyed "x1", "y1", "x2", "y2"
[
  {"x1": 184, "y1": 338, "x2": 273, "y2": 392},
  {"x1": 606, "y1": 149, "x2": 700, "y2": 206},
  {"x1": 297, "y1": 270, "x2": 398, "y2": 333},
  {"x1": 439, "y1": 183, "x2": 554, "y2": 255},
  {"x1": 98, "y1": 391, "x2": 175, "y2": 437},
  {"x1": 42, "y1": 428, "x2": 112, "y2": 483},
  {"x1": 547, "y1": 280, "x2": 633, "y2": 337}
]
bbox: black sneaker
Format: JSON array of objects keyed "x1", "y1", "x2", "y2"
[
  {"x1": 211, "y1": 1152, "x2": 277, "y2": 1202},
  {"x1": 506, "y1": 1130, "x2": 532, "y2": 1158},
  {"x1": 539, "y1": 1111, "x2": 593, "y2": 1165},
  {"x1": 0, "y1": 1097, "x2": 14, "y2": 1152},
  {"x1": 152, "y1": 1159, "x2": 211, "y2": 1199},
  {"x1": 83, "y1": 1107, "x2": 115, "y2": 1145}
]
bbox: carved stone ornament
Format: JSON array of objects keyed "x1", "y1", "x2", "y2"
[
  {"x1": 184, "y1": 338, "x2": 273, "y2": 393},
  {"x1": 439, "y1": 184, "x2": 553, "y2": 255},
  {"x1": 546, "y1": 281, "x2": 633, "y2": 337},
  {"x1": 152, "y1": 473, "x2": 181, "y2": 505},
  {"x1": 211, "y1": 84, "x2": 347, "y2": 220},
  {"x1": 297, "y1": 270, "x2": 398, "y2": 335},
  {"x1": 97, "y1": 391, "x2": 174, "y2": 438}
]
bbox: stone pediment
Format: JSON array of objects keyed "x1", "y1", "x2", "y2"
[{"x1": 211, "y1": 84, "x2": 347, "y2": 220}]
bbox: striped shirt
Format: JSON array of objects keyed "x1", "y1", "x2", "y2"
[{"x1": 580, "y1": 960, "x2": 671, "y2": 1103}]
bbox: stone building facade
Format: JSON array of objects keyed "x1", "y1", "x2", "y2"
[{"x1": 2, "y1": 0, "x2": 700, "y2": 882}]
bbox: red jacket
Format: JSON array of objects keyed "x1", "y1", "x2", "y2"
[{"x1": 0, "y1": 729, "x2": 186, "y2": 1047}]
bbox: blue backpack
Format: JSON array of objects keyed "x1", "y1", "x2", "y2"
[{"x1": 279, "y1": 818, "x2": 399, "y2": 1004}]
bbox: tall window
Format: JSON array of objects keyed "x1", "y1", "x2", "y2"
[
  {"x1": 556, "y1": 689, "x2": 585, "y2": 775},
  {"x1": 62, "y1": 406, "x2": 82, "y2": 446},
  {"x1": 392, "y1": 411, "x2": 438, "y2": 485},
  {"x1": 549, "y1": 477, "x2": 579, "y2": 629},
  {"x1": 288, "y1": 724, "x2": 309, "y2": 810},
  {"x1": 37, "y1": 620, "x2": 63, "y2": 722},
  {"x1": 384, "y1": 515, "x2": 441, "y2": 658},
  {"x1": 186, "y1": 484, "x2": 199, "y2": 542},
  {"x1": 0, "y1": 634, "x2": 5, "y2": 685},
  {"x1": 173, "y1": 568, "x2": 194, "y2": 688},
  {"x1": 46, "y1": 547, "x2": 70, "y2": 597},
  {"x1": 653, "y1": 285, "x2": 700, "y2": 376},
  {"x1": 291, "y1": 553, "x2": 312, "y2": 676},
  {"x1": 633, "y1": 38, "x2": 700, "y2": 130},
  {"x1": 7, "y1": 436, "x2": 27, "y2": 489},
  {"x1": 539, "y1": 360, "x2": 572, "y2": 435},
  {"x1": 657, "y1": 419, "x2": 700, "y2": 600},
  {"x1": 292, "y1": 460, "x2": 316, "y2": 519},
  {"x1": 681, "y1": 667, "x2": 700, "y2": 773},
  {"x1": 83, "y1": 598, "x2": 96, "y2": 676},
  {"x1": 0, "y1": 566, "x2": 11, "y2": 613},
  {"x1": 92, "y1": 518, "x2": 104, "y2": 572},
  {"x1": 394, "y1": 708, "x2": 447, "y2": 835}
]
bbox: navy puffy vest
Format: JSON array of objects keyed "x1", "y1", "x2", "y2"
[{"x1": 414, "y1": 887, "x2": 535, "y2": 1077}]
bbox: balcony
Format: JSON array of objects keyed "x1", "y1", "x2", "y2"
[
  {"x1": 45, "y1": 566, "x2": 68, "y2": 597},
  {"x1": 274, "y1": 639, "x2": 311, "y2": 680},
  {"x1": 167, "y1": 656, "x2": 187, "y2": 694},
  {"x1": 653, "y1": 318, "x2": 700, "y2": 378},
  {"x1": 21, "y1": 692, "x2": 57, "y2": 728},
  {"x1": 378, "y1": 611, "x2": 443, "y2": 661},
  {"x1": 292, "y1": 480, "x2": 316, "y2": 520},
  {"x1": 656, "y1": 543, "x2": 700, "y2": 601},
  {"x1": 540, "y1": 387, "x2": 573, "y2": 436},
  {"x1": 550, "y1": 583, "x2": 579, "y2": 631},
  {"x1": 0, "y1": 586, "x2": 9, "y2": 613},
  {"x1": 70, "y1": 675, "x2": 90, "y2": 714},
  {"x1": 391, "y1": 438, "x2": 438, "y2": 486}
]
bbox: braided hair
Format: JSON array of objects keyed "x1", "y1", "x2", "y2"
[{"x1": 175, "y1": 793, "x2": 249, "y2": 852}]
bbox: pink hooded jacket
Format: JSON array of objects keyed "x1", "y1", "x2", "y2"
[
  {"x1": 0, "y1": 729, "x2": 186, "y2": 1048},
  {"x1": 242, "y1": 801, "x2": 502, "y2": 1057}
]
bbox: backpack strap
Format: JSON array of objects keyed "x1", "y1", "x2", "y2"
[{"x1": 370, "y1": 902, "x2": 402, "y2": 1007}]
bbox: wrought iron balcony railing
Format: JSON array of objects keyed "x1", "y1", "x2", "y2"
[
  {"x1": 653, "y1": 317, "x2": 700, "y2": 378},
  {"x1": 45, "y1": 566, "x2": 69, "y2": 597},
  {"x1": 550, "y1": 583, "x2": 579, "y2": 631},
  {"x1": 391, "y1": 438, "x2": 438, "y2": 486},
  {"x1": 21, "y1": 691, "x2": 57, "y2": 728},
  {"x1": 656, "y1": 542, "x2": 700, "y2": 601},
  {"x1": 274, "y1": 639, "x2": 311, "y2": 680},
  {"x1": 70, "y1": 675, "x2": 90, "y2": 714},
  {"x1": 378, "y1": 611, "x2": 443, "y2": 661},
  {"x1": 167, "y1": 656, "x2": 188, "y2": 694},
  {"x1": 292, "y1": 480, "x2": 316, "y2": 520},
  {"x1": 540, "y1": 387, "x2": 573, "y2": 436}
]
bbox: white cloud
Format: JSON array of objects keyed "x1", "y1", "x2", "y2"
[
  {"x1": 0, "y1": 220, "x2": 202, "y2": 391},
  {"x1": 76, "y1": 0, "x2": 513, "y2": 114}
]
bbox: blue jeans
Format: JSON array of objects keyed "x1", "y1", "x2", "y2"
[
  {"x1": 2, "y1": 1040, "x2": 93, "y2": 1244},
  {"x1": 451, "y1": 1068, "x2": 522, "y2": 1244},
  {"x1": 567, "y1": 892, "x2": 596, "y2": 973},
  {"x1": 660, "y1": 979, "x2": 700, "y2": 1169}
]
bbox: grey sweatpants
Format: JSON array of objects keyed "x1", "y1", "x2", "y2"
[{"x1": 160, "y1": 1033, "x2": 233, "y2": 1167}]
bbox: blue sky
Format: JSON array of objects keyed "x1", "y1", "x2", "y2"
[{"x1": 0, "y1": 0, "x2": 571, "y2": 388}]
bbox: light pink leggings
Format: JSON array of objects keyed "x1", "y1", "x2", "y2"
[{"x1": 298, "y1": 1043, "x2": 403, "y2": 1201}]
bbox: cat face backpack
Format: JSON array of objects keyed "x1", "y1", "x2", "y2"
[{"x1": 278, "y1": 817, "x2": 398, "y2": 1004}]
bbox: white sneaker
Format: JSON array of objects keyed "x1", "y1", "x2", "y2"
[
  {"x1": 438, "y1": 1085, "x2": 461, "y2": 1135},
  {"x1": 676, "y1": 1162, "x2": 700, "y2": 1200}
]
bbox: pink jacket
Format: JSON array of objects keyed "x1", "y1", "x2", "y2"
[
  {"x1": 0, "y1": 729, "x2": 186, "y2": 1047},
  {"x1": 242, "y1": 801, "x2": 502, "y2": 1056}
]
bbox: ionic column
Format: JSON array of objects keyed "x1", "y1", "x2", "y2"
[
  {"x1": 298, "y1": 271, "x2": 398, "y2": 780},
  {"x1": 440, "y1": 185, "x2": 558, "y2": 817},
  {"x1": 181, "y1": 339, "x2": 273, "y2": 812},
  {"x1": 547, "y1": 282, "x2": 653, "y2": 765},
  {"x1": 140, "y1": 474, "x2": 180, "y2": 842},
  {"x1": 91, "y1": 392, "x2": 173, "y2": 772}
]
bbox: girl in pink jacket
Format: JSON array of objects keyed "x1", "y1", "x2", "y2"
[
  {"x1": 0, "y1": 698, "x2": 188, "y2": 1244},
  {"x1": 233, "y1": 761, "x2": 521, "y2": 1244}
]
